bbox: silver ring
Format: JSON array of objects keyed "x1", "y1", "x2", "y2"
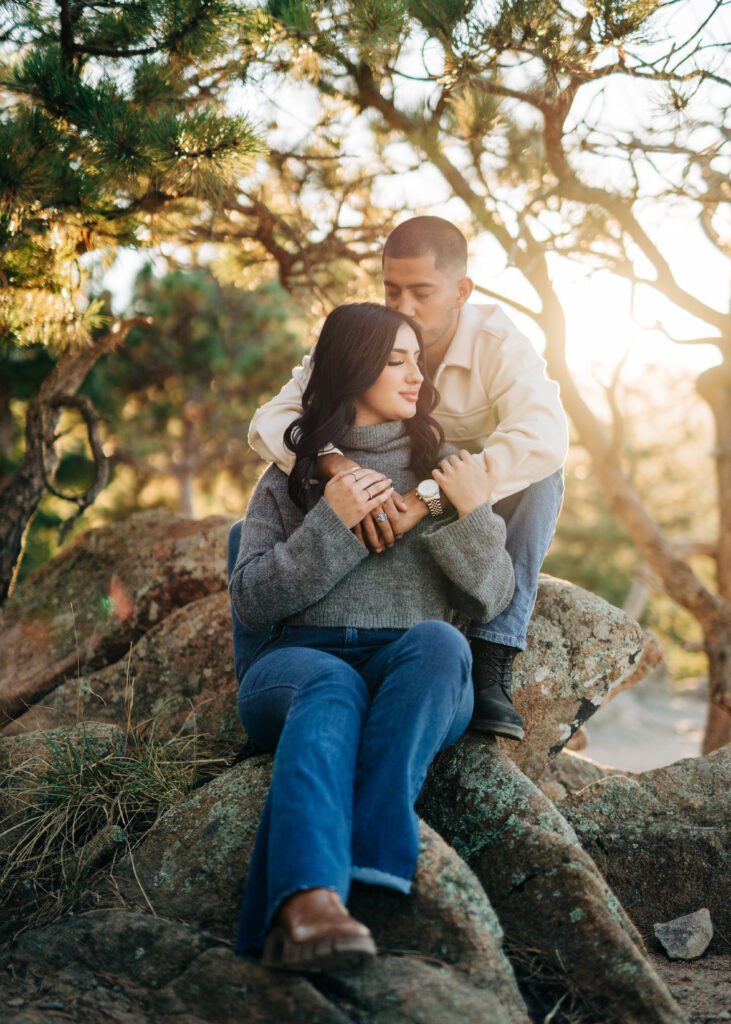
[
  {"x1": 349, "y1": 470, "x2": 360, "y2": 482},
  {"x1": 377, "y1": 511, "x2": 388, "y2": 523},
  {"x1": 366, "y1": 487, "x2": 372, "y2": 500}
]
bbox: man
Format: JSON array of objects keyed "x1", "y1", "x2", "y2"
[{"x1": 240, "y1": 216, "x2": 568, "y2": 742}]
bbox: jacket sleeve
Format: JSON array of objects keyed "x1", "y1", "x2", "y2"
[
  {"x1": 247, "y1": 350, "x2": 344, "y2": 474},
  {"x1": 476, "y1": 312, "x2": 569, "y2": 503},
  {"x1": 423, "y1": 501, "x2": 515, "y2": 622},
  {"x1": 228, "y1": 475, "x2": 368, "y2": 630}
]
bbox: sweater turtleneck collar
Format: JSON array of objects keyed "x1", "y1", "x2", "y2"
[{"x1": 338, "y1": 420, "x2": 409, "y2": 456}]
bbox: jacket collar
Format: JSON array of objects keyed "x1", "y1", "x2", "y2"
[{"x1": 440, "y1": 303, "x2": 501, "y2": 370}]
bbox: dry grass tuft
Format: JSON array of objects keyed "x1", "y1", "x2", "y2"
[
  {"x1": 0, "y1": 659, "x2": 231, "y2": 948},
  {"x1": 505, "y1": 942, "x2": 598, "y2": 1024}
]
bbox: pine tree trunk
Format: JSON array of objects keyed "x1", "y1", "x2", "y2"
[{"x1": 0, "y1": 324, "x2": 135, "y2": 607}]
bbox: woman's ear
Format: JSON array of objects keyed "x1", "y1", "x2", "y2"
[{"x1": 456, "y1": 277, "x2": 474, "y2": 308}]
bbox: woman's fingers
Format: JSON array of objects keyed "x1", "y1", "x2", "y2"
[
  {"x1": 361, "y1": 512, "x2": 383, "y2": 552},
  {"x1": 373, "y1": 498, "x2": 397, "y2": 547}
]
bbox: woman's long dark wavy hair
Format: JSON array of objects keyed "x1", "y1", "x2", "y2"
[{"x1": 284, "y1": 303, "x2": 444, "y2": 511}]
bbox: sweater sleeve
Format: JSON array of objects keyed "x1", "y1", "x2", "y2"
[
  {"x1": 247, "y1": 350, "x2": 344, "y2": 474},
  {"x1": 423, "y1": 501, "x2": 515, "y2": 622},
  {"x1": 228, "y1": 475, "x2": 368, "y2": 630},
  {"x1": 475, "y1": 311, "x2": 569, "y2": 503}
]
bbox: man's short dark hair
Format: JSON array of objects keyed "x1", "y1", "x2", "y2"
[{"x1": 383, "y1": 216, "x2": 468, "y2": 275}]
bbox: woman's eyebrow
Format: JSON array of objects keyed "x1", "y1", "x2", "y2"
[{"x1": 391, "y1": 347, "x2": 421, "y2": 355}]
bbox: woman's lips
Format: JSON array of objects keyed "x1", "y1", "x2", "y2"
[{"x1": 399, "y1": 391, "x2": 419, "y2": 402}]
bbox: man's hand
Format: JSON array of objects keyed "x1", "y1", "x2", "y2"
[{"x1": 354, "y1": 488, "x2": 428, "y2": 553}]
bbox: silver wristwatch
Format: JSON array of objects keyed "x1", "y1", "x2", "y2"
[{"x1": 416, "y1": 479, "x2": 443, "y2": 517}]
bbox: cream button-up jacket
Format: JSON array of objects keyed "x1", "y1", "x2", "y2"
[{"x1": 248, "y1": 303, "x2": 569, "y2": 504}]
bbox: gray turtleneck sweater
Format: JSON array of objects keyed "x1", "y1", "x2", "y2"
[{"x1": 229, "y1": 421, "x2": 515, "y2": 631}]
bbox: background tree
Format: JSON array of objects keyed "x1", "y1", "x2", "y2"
[
  {"x1": 84, "y1": 266, "x2": 304, "y2": 517},
  {"x1": 211, "y1": 0, "x2": 729, "y2": 750},
  {"x1": 0, "y1": 0, "x2": 260, "y2": 603}
]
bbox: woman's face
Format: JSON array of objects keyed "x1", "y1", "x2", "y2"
[{"x1": 353, "y1": 323, "x2": 424, "y2": 426}]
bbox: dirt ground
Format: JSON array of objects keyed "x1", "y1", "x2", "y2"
[{"x1": 646, "y1": 950, "x2": 731, "y2": 1023}]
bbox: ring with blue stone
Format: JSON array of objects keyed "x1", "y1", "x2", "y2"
[{"x1": 376, "y1": 511, "x2": 388, "y2": 523}]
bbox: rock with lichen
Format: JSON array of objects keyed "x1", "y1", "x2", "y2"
[
  {"x1": 506, "y1": 575, "x2": 650, "y2": 780},
  {"x1": 418, "y1": 735, "x2": 687, "y2": 1023},
  {"x1": 537, "y1": 748, "x2": 631, "y2": 803},
  {"x1": 0, "y1": 907, "x2": 533, "y2": 1024},
  {"x1": 0, "y1": 510, "x2": 232, "y2": 728},
  {"x1": 559, "y1": 746, "x2": 731, "y2": 940},
  {"x1": 1, "y1": 591, "x2": 242, "y2": 759}
]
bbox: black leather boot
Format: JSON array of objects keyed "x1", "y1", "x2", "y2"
[{"x1": 469, "y1": 639, "x2": 525, "y2": 741}]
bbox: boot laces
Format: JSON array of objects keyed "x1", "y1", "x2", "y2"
[{"x1": 482, "y1": 646, "x2": 516, "y2": 701}]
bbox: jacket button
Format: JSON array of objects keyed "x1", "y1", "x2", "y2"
[{"x1": 455, "y1": 427, "x2": 466, "y2": 437}]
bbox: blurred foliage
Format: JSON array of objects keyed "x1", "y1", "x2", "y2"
[
  {"x1": 3, "y1": 266, "x2": 305, "y2": 580},
  {"x1": 545, "y1": 364, "x2": 714, "y2": 681},
  {"x1": 0, "y1": 0, "x2": 261, "y2": 352}
]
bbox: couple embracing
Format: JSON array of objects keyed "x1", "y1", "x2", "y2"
[{"x1": 228, "y1": 216, "x2": 568, "y2": 970}]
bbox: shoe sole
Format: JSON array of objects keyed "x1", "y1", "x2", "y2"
[
  {"x1": 262, "y1": 928, "x2": 377, "y2": 972},
  {"x1": 469, "y1": 718, "x2": 525, "y2": 741}
]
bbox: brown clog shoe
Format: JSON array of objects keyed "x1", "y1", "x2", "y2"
[{"x1": 262, "y1": 887, "x2": 376, "y2": 972}]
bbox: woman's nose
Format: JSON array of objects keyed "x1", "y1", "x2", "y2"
[{"x1": 407, "y1": 362, "x2": 423, "y2": 383}]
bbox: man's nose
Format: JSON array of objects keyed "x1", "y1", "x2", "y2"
[{"x1": 395, "y1": 295, "x2": 417, "y2": 317}]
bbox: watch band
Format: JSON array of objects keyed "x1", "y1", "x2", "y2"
[{"x1": 424, "y1": 493, "x2": 443, "y2": 517}]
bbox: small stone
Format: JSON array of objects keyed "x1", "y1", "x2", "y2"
[
  {"x1": 6, "y1": 998, "x2": 25, "y2": 1007},
  {"x1": 37, "y1": 1002, "x2": 66, "y2": 1011},
  {"x1": 653, "y1": 907, "x2": 713, "y2": 960}
]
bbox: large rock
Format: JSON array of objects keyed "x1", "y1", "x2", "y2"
[
  {"x1": 1, "y1": 592, "x2": 242, "y2": 759},
  {"x1": 1, "y1": 908, "x2": 533, "y2": 1024},
  {"x1": 560, "y1": 744, "x2": 731, "y2": 941},
  {"x1": 0, "y1": 511, "x2": 232, "y2": 726},
  {"x1": 537, "y1": 748, "x2": 631, "y2": 803},
  {"x1": 508, "y1": 576, "x2": 648, "y2": 779},
  {"x1": 108, "y1": 755, "x2": 530, "y2": 1021},
  {"x1": 419, "y1": 736, "x2": 686, "y2": 1023}
]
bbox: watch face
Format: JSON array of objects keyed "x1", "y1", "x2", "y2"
[{"x1": 418, "y1": 479, "x2": 439, "y2": 499}]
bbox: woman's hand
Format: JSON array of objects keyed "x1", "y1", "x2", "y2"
[
  {"x1": 432, "y1": 451, "x2": 497, "y2": 518},
  {"x1": 324, "y1": 468, "x2": 395, "y2": 530}
]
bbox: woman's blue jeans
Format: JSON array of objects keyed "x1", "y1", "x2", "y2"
[{"x1": 234, "y1": 620, "x2": 474, "y2": 954}]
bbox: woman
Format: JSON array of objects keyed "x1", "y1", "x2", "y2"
[{"x1": 229, "y1": 302, "x2": 515, "y2": 971}]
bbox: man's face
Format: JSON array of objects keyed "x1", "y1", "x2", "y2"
[{"x1": 382, "y1": 253, "x2": 468, "y2": 349}]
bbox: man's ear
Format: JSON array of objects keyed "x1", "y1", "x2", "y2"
[{"x1": 455, "y1": 276, "x2": 474, "y2": 308}]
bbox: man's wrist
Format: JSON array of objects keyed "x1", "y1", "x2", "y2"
[
  {"x1": 315, "y1": 453, "x2": 359, "y2": 480},
  {"x1": 405, "y1": 488, "x2": 430, "y2": 521}
]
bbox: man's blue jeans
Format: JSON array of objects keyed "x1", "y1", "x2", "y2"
[
  {"x1": 233, "y1": 621, "x2": 473, "y2": 954},
  {"x1": 227, "y1": 467, "x2": 565, "y2": 679},
  {"x1": 468, "y1": 467, "x2": 564, "y2": 650}
]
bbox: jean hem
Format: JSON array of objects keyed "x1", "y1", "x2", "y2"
[
  {"x1": 351, "y1": 866, "x2": 412, "y2": 894},
  {"x1": 466, "y1": 627, "x2": 526, "y2": 650}
]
